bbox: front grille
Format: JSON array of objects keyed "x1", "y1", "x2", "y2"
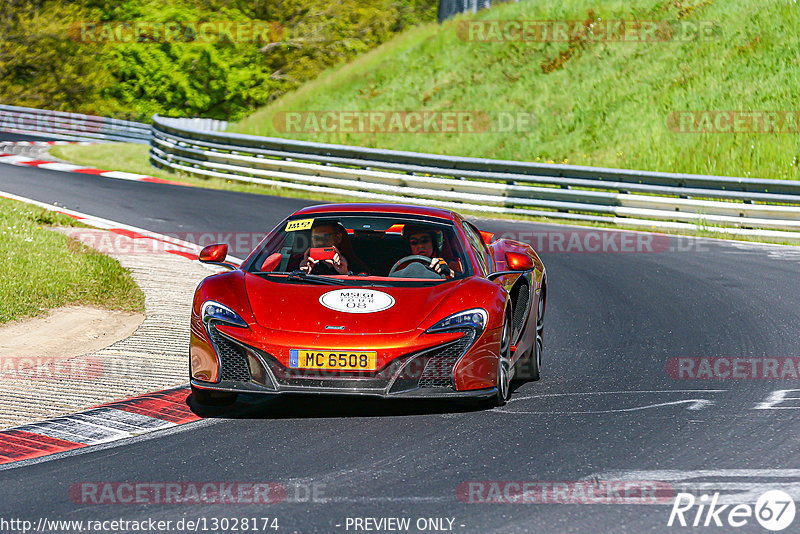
[
  {"x1": 418, "y1": 329, "x2": 475, "y2": 389},
  {"x1": 208, "y1": 325, "x2": 251, "y2": 382},
  {"x1": 258, "y1": 347, "x2": 410, "y2": 390}
]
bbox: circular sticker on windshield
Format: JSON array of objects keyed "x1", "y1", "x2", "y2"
[{"x1": 319, "y1": 289, "x2": 395, "y2": 314}]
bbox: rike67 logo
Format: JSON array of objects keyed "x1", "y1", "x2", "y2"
[{"x1": 668, "y1": 490, "x2": 795, "y2": 531}]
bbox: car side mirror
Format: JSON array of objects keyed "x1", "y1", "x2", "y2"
[
  {"x1": 479, "y1": 231, "x2": 495, "y2": 245},
  {"x1": 199, "y1": 243, "x2": 228, "y2": 263},
  {"x1": 505, "y1": 251, "x2": 533, "y2": 271}
]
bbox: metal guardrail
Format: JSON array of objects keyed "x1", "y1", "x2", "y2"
[
  {"x1": 437, "y1": 1, "x2": 526, "y2": 23},
  {"x1": 9, "y1": 104, "x2": 797, "y2": 241},
  {"x1": 0, "y1": 104, "x2": 152, "y2": 144},
  {"x1": 150, "y1": 115, "x2": 800, "y2": 242},
  {"x1": 0, "y1": 105, "x2": 227, "y2": 144},
  {"x1": 153, "y1": 117, "x2": 229, "y2": 133},
  {"x1": 438, "y1": 0, "x2": 492, "y2": 23}
]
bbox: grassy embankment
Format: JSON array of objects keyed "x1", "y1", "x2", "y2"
[
  {"x1": 232, "y1": 0, "x2": 800, "y2": 179},
  {"x1": 0, "y1": 198, "x2": 144, "y2": 325},
  {"x1": 50, "y1": 0, "x2": 800, "y2": 241}
]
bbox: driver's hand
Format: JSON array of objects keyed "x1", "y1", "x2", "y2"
[
  {"x1": 301, "y1": 247, "x2": 349, "y2": 275},
  {"x1": 430, "y1": 257, "x2": 453, "y2": 278},
  {"x1": 324, "y1": 248, "x2": 349, "y2": 275},
  {"x1": 299, "y1": 249, "x2": 315, "y2": 273}
]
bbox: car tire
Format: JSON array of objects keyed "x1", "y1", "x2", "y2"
[
  {"x1": 512, "y1": 283, "x2": 544, "y2": 383},
  {"x1": 191, "y1": 385, "x2": 238, "y2": 406},
  {"x1": 491, "y1": 312, "x2": 513, "y2": 407},
  {"x1": 529, "y1": 285, "x2": 545, "y2": 381},
  {"x1": 528, "y1": 334, "x2": 542, "y2": 381}
]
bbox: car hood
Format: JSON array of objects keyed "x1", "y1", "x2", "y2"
[{"x1": 244, "y1": 273, "x2": 462, "y2": 334}]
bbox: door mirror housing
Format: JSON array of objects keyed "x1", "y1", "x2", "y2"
[
  {"x1": 479, "y1": 231, "x2": 495, "y2": 245},
  {"x1": 199, "y1": 243, "x2": 228, "y2": 263},
  {"x1": 505, "y1": 251, "x2": 533, "y2": 271}
]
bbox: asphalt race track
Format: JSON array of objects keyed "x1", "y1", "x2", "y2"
[{"x1": 2, "y1": 137, "x2": 800, "y2": 532}]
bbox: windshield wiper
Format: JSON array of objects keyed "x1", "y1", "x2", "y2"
[
  {"x1": 284, "y1": 270, "x2": 349, "y2": 286},
  {"x1": 251, "y1": 271, "x2": 392, "y2": 287},
  {"x1": 250, "y1": 270, "x2": 348, "y2": 285}
]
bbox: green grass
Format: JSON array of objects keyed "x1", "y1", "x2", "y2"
[
  {"x1": 230, "y1": 0, "x2": 800, "y2": 181},
  {"x1": 0, "y1": 197, "x2": 145, "y2": 325}
]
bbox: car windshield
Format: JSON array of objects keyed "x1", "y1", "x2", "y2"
[{"x1": 243, "y1": 214, "x2": 472, "y2": 286}]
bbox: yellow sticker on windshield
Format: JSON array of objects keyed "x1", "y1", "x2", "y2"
[{"x1": 285, "y1": 218, "x2": 314, "y2": 232}]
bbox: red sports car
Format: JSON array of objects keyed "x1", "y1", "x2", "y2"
[{"x1": 189, "y1": 204, "x2": 546, "y2": 407}]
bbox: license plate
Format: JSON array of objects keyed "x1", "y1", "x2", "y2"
[{"x1": 289, "y1": 349, "x2": 378, "y2": 371}]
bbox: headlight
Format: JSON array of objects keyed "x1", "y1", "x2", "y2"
[
  {"x1": 201, "y1": 301, "x2": 248, "y2": 328},
  {"x1": 426, "y1": 308, "x2": 487, "y2": 334}
]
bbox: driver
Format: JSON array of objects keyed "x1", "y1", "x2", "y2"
[
  {"x1": 299, "y1": 221, "x2": 366, "y2": 275},
  {"x1": 397, "y1": 225, "x2": 461, "y2": 278}
]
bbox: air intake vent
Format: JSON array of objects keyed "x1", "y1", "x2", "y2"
[
  {"x1": 208, "y1": 325, "x2": 251, "y2": 382},
  {"x1": 512, "y1": 282, "x2": 529, "y2": 336},
  {"x1": 418, "y1": 329, "x2": 475, "y2": 389}
]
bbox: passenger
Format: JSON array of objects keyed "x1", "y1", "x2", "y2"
[{"x1": 397, "y1": 225, "x2": 462, "y2": 278}]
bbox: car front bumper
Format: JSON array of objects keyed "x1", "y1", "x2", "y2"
[
  {"x1": 190, "y1": 378, "x2": 497, "y2": 399},
  {"x1": 191, "y1": 326, "x2": 497, "y2": 399}
]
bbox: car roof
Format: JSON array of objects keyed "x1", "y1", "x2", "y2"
[{"x1": 291, "y1": 203, "x2": 458, "y2": 221}]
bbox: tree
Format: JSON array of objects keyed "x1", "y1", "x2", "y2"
[{"x1": 0, "y1": 1, "x2": 112, "y2": 112}]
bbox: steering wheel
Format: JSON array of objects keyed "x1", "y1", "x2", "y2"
[{"x1": 388, "y1": 254, "x2": 442, "y2": 277}]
